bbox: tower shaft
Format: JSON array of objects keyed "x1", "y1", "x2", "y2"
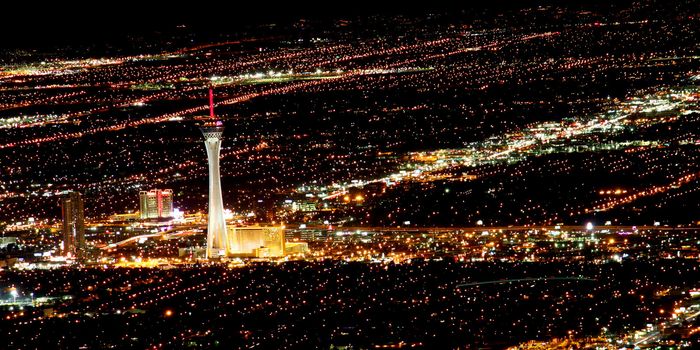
[{"x1": 201, "y1": 125, "x2": 227, "y2": 258}]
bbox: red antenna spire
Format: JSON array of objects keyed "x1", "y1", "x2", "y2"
[{"x1": 209, "y1": 87, "x2": 215, "y2": 119}]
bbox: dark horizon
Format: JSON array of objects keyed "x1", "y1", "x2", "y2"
[{"x1": 0, "y1": 0, "x2": 647, "y2": 49}]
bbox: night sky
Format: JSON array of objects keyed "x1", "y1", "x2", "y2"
[{"x1": 0, "y1": 0, "x2": 640, "y2": 48}]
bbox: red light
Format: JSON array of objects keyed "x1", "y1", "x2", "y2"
[{"x1": 209, "y1": 87, "x2": 215, "y2": 119}]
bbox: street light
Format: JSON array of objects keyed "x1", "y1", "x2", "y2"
[{"x1": 9, "y1": 288, "x2": 18, "y2": 304}]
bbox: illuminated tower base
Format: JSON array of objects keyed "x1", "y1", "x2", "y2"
[{"x1": 201, "y1": 122, "x2": 228, "y2": 258}]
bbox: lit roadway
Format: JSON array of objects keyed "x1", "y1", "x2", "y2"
[
  {"x1": 633, "y1": 307, "x2": 700, "y2": 346},
  {"x1": 100, "y1": 223, "x2": 203, "y2": 250},
  {"x1": 455, "y1": 276, "x2": 597, "y2": 288},
  {"x1": 290, "y1": 225, "x2": 700, "y2": 232},
  {"x1": 99, "y1": 223, "x2": 700, "y2": 250}
]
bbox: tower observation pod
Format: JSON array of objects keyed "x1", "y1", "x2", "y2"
[{"x1": 201, "y1": 88, "x2": 228, "y2": 258}]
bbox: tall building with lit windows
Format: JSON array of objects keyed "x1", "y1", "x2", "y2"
[
  {"x1": 226, "y1": 226, "x2": 285, "y2": 257},
  {"x1": 201, "y1": 88, "x2": 228, "y2": 258},
  {"x1": 139, "y1": 189, "x2": 174, "y2": 219},
  {"x1": 60, "y1": 190, "x2": 85, "y2": 258}
]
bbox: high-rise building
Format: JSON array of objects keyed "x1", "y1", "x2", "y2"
[
  {"x1": 201, "y1": 88, "x2": 228, "y2": 258},
  {"x1": 226, "y1": 226, "x2": 285, "y2": 257},
  {"x1": 60, "y1": 191, "x2": 85, "y2": 258},
  {"x1": 139, "y1": 189, "x2": 174, "y2": 219},
  {"x1": 161, "y1": 190, "x2": 173, "y2": 218}
]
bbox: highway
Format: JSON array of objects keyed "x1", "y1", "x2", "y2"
[
  {"x1": 98, "y1": 223, "x2": 700, "y2": 250},
  {"x1": 633, "y1": 304, "x2": 700, "y2": 346},
  {"x1": 100, "y1": 223, "x2": 203, "y2": 250},
  {"x1": 455, "y1": 277, "x2": 597, "y2": 288},
  {"x1": 291, "y1": 225, "x2": 700, "y2": 232}
]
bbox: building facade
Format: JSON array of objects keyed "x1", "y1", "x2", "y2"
[
  {"x1": 61, "y1": 191, "x2": 85, "y2": 258},
  {"x1": 226, "y1": 226, "x2": 285, "y2": 257},
  {"x1": 139, "y1": 189, "x2": 174, "y2": 219}
]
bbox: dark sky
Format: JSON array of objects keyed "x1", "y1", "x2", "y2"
[
  {"x1": 0, "y1": 0, "x2": 633, "y2": 48},
  {"x1": 0, "y1": 2, "x2": 449, "y2": 47}
]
